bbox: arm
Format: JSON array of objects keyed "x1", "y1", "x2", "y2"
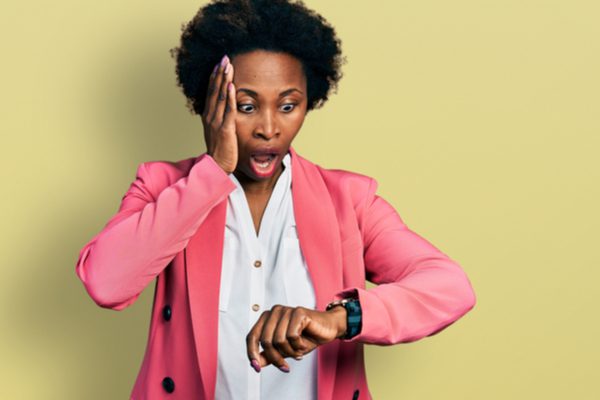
[
  {"x1": 333, "y1": 178, "x2": 476, "y2": 344},
  {"x1": 75, "y1": 153, "x2": 237, "y2": 310}
]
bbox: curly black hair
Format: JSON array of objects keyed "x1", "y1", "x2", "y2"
[{"x1": 169, "y1": 0, "x2": 346, "y2": 116}]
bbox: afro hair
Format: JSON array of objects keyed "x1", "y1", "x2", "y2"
[{"x1": 169, "y1": 0, "x2": 347, "y2": 116}]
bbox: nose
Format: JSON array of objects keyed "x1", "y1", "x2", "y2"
[{"x1": 253, "y1": 109, "x2": 279, "y2": 140}]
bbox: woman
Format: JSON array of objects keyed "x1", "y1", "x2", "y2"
[{"x1": 75, "y1": 0, "x2": 477, "y2": 399}]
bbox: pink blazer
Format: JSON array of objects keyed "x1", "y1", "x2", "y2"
[{"x1": 75, "y1": 145, "x2": 476, "y2": 400}]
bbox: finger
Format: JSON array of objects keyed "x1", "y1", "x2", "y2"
[
  {"x1": 202, "y1": 59, "x2": 220, "y2": 119},
  {"x1": 287, "y1": 307, "x2": 318, "y2": 354},
  {"x1": 223, "y1": 79, "x2": 237, "y2": 128},
  {"x1": 202, "y1": 61, "x2": 220, "y2": 117},
  {"x1": 273, "y1": 308, "x2": 302, "y2": 359},
  {"x1": 259, "y1": 305, "x2": 290, "y2": 371},
  {"x1": 214, "y1": 61, "x2": 232, "y2": 127},
  {"x1": 205, "y1": 55, "x2": 228, "y2": 122},
  {"x1": 258, "y1": 337, "x2": 318, "y2": 364},
  {"x1": 246, "y1": 310, "x2": 270, "y2": 371}
]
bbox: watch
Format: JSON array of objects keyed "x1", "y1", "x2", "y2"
[{"x1": 326, "y1": 297, "x2": 362, "y2": 340}]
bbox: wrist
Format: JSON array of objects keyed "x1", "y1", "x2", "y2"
[
  {"x1": 343, "y1": 298, "x2": 362, "y2": 339},
  {"x1": 326, "y1": 297, "x2": 362, "y2": 340},
  {"x1": 327, "y1": 305, "x2": 348, "y2": 339},
  {"x1": 206, "y1": 152, "x2": 234, "y2": 174},
  {"x1": 214, "y1": 158, "x2": 234, "y2": 175}
]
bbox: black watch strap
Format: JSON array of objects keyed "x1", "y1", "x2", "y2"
[{"x1": 326, "y1": 298, "x2": 362, "y2": 340}]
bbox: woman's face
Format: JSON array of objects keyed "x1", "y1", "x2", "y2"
[{"x1": 230, "y1": 49, "x2": 308, "y2": 185}]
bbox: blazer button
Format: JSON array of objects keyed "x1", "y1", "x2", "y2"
[
  {"x1": 162, "y1": 305, "x2": 172, "y2": 321},
  {"x1": 352, "y1": 389, "x2": 360, "y2": 400},
  {"x1": 162, "y1": 376, "x2": 175, "y2": 393}
]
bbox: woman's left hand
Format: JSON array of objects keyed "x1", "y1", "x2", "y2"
[{"x1": 246, "y1": 304, "x2": 347, "y2": 372}]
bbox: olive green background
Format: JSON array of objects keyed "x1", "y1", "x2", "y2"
[{"x1": 1, "y1": 1, "x2": 598, "y2": 399}]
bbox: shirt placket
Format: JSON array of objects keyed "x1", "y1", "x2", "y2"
[
  {"x1": 241, "y1": 195, "x2": 271, "y2": 400},
  {"x1": 247, "y1": 233, "x2": 265, "y2": 400},
  {"x1": 230, "y1": 158, "x2": 290, "y2": 400}
]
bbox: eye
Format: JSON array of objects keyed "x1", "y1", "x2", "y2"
[
  {"x1": 237, "y1": 103, "x2": 297, "y2": 113},
  {"x1": 238, "y1": 104, "x2": 255, "y2": 113},
  {"x1": 280, "y1": 103, "x2": 297, "y2": 112}
]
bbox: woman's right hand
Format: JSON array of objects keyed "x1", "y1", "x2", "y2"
[{"x1": 201, "y1": 55, "x2": 238, "y2": 174}]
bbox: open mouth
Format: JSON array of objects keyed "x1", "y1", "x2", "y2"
[
  {"x1": 249, "y1": 153, "x2": 279, "y2": 176},
  {"x1": 251, "y1": 154, "x2": 276, "y2": 168}
]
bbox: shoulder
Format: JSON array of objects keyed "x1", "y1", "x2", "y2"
[
  {"x1": 318, "y1": 164, "x2": 376, "y2": 187},
  {"x1": 294, "y1": 150, "x2": 377, "y2": 190},
  {"x1": 300, "y1": 158, "x2": 382, "y2": 236},
  {"x1": 308, "y1": 159, "x2": 380, "y2": 209}
]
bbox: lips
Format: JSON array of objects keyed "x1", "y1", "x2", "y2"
[
  {"x1": 251, "y1": 147, "x2": 280, "y2": 156},
  {"x1": 250, "y1": 147, "x2": 280, "y2": 162}
]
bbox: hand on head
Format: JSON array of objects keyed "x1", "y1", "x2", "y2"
[{"x1": 202, "y1": 54, "x2": 238, "y2": 174}]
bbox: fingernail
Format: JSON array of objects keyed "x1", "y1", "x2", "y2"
[
  {"x1": 224, "y1": 63, "x2": 231, "y2": 74},
  {"x1": 279, "y1": 365, "x2": 290, "y2": 373},
  {"x1": 250, "y1": 359, "x2": 261, "y2": 373},
  {"x1": 212, "y1": 63, "x2": 219, "y2": 75},
  {"x1": 220, "y1": 54, "x2": 229, "y2": 67}
]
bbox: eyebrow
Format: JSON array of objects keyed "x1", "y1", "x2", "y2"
[{"x1": 236, "y1": 88, "x2": 304, "y2": 97}]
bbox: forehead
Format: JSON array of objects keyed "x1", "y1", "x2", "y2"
[{"x1": 231, "y1": 50, "x2": 306, "y2": 93}]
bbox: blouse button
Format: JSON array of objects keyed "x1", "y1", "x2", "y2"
[
  {"x1": 254, "y1": 260, "x2": 262, "y2": 268},
  {"x1": 252, "y1": 304, "x2": 260, "y2": 312}
]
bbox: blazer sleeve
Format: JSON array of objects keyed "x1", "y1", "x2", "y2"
[
  {"x1": 75, "y1": 153, "x2": 237, "y2": 311},
  {"x1": 333, "y1": 178, "x2": 476, "y2": 345}
]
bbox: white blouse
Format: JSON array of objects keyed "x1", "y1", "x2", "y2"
[{"x1": 214, "y1": 151, "x2": 318, "y2": 400}]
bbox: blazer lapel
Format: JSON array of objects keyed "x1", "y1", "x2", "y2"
[
  {"x1": 185, "y1": 145, "x2": 344, "y2": 400},
  {"x1": 289, "y1": 145, "x2": 343, "y2": 400}
]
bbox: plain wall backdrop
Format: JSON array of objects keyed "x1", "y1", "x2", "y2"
[{"x1": 1, "y1": 0, "x2": 598, "y2": 398}]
